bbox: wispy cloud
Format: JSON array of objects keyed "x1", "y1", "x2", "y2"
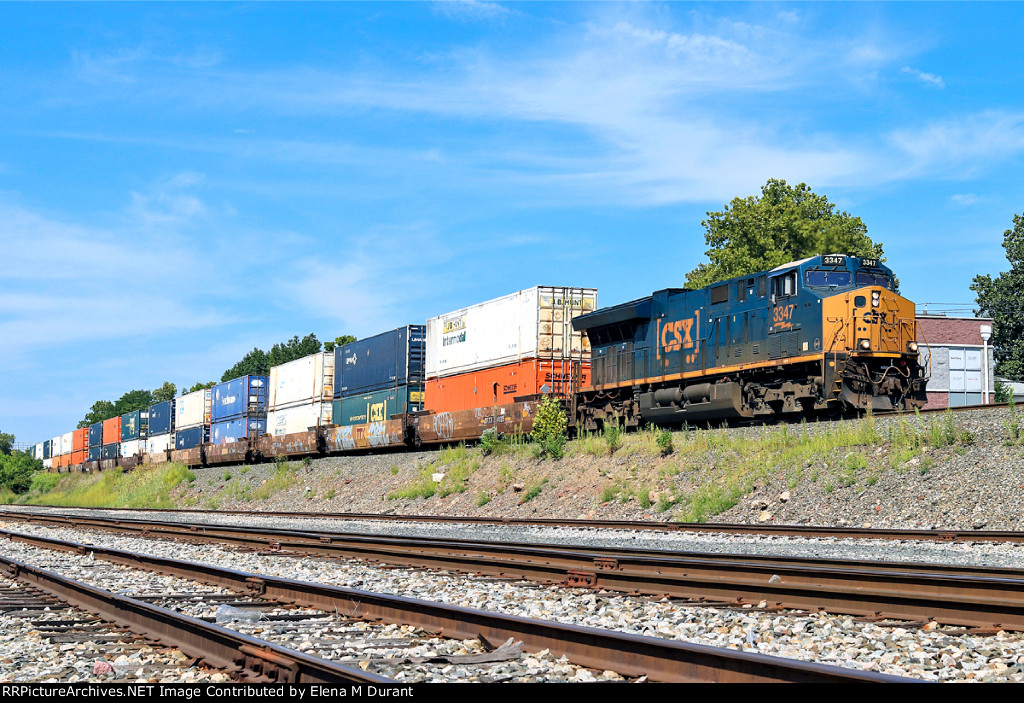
[
  {"x1": 901, "y1": 65, "x2": 945, "y2": 88},
  {"x1": 887, "y1": 111, "x2": 1024, "y2": 178},
  {"x1": 432, "y1": 0, "x2": 512, "y2": 22}
]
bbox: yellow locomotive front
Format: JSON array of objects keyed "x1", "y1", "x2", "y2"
[{"x1": 822, "y1": 279, "x2": 927, "y2": 411}]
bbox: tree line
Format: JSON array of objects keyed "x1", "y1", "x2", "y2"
[{"x1": 76, "y1": 334, "x2": 358, "y2": 428}]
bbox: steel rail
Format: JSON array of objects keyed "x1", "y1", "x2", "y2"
[
  {"x1": 0, "y1": 528, "x2": 912, "y2": 683},
  {"x1": 7, "y1": 504, "x2": 1024, "y2": 543},
  {"x1": 7, "y1": 512, "x2": 1024, "y2": 632},
  {"x1": 0, "y1": 553, "x2": 392, "y2": 684}
]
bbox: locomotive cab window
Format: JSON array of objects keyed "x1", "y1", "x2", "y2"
[
  {"x1": 772, "y1": 272, "x2": 797, "y2": 298},
  {"x1": 805, "y1": 269, "x2": 852, "y2": 288},
  {"x1": 856, "y1": 271, "x2": 893, "y2": 289}
]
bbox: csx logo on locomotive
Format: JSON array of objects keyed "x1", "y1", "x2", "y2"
[{"x1": 657, "y1": 314, "x2": 700, "y2": 362}]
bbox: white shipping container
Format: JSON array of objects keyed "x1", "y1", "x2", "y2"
[
  {"x1": 121, "y1": 439, "x2": 146, "y2": 457},
  {"x1": 269, "y1": 352, "x2": 334, "y2": 410},
  {"x1": 426, "y1": 285, "x2": 597, "y2": 379},
  {"x1": 43, "y1": 458, "x2": 52, "y2": 469},
  {"x1": 267, "y1": 402, "x2": 332, "y2": 437},
  {"x1": 175, "y1": 388, "x2": 212, "y2": 429},
  {"x1": 34, "y1": 442, "x2": 43, "y2": 459},
  {"x1": 61, "y1": 431, "x2": 74, "y2": 456},
  {"x1": 147, "y1": 433, "x2": 172, "y2": 454},
  {"x1": 51, "y1": 436, "x2": 62, "y2": 457}
]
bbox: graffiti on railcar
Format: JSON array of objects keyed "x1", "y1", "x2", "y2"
[{"x1": 432, "y1": 412, "x2": 454, "y2": 440}]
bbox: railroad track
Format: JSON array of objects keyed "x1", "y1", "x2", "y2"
[
  {"x1": 6, "y1": 511, "x2": 1024, "y2": 633},
  {"x1": 9, "y1": 504, "x2": 1024, "y2": 543},
  {"x1": 0, "y1": 527, "x2": 910, "y2": 683}
]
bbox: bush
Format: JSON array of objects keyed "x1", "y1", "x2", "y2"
[
  {"x1": 604, "y1": 424, "x2": 622, "y2": 456},
  {"x1": 532, "y1": 395, "x2": 568, "y2": 459},
  {"x1": 0, "y1": 451, "x2": 43, "y2": 495},
  {"x1": 656, "y1": 429, "x2": 674, "y2": 456}
]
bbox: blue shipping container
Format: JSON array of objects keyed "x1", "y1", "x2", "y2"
[
  {"x1": 88, "y1": 446, "x2": 101, "y2": 462},
  {"x1": 335, "y1": 325, "x2": 426, "y2": 397},
  {"x1": 149, "y1": 400, "x2": 175, "y2": 436},
  {"x1": 174, "y1": 426, "x2": 208, "y2": 450},
  {"x1": 211, "y1": 417, "x2": 266, "y2": 445},
  {"x1": 42, "y1": 440, "x2": 51, "y2": 460},
  {"x1": 101, "y1": 443, "x2": 118, "y2": 460},
  {"x1": 89, "y1": 422, "x2": 103, "y2": 447},
  {"x1": 120, "y1": 410, "x2": 149, "y2": 441},
  {"x1": 211, "y1": 375, "x2": 268, "y2": 422}
]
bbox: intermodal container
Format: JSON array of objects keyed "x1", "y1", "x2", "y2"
[
  {"x1": 332, "y1": 385, "x2": 424, "y2": 427},
  {"x1": 210, "y1": 417, "x2": 266, "y2": 445},
  {"x1": 31, "y1": 443, "x2": 41, "y2": 460},
  {"x1": 71, "y1": 449, "x2": 87, "y2": 466},
  {"x1": 102, "y1": 416, "x2": 122, "y2": 446},
  {"x1": 88, "y1": 445, "x2": 101, "y2": 462},
  {"x1": 425, "y1": 358, "x2": 590, "y2": 414},
  {"x1": 121, "y1": 439, "x2": 145, "y2": 458},
  {"x1": 89, "y1": 422, "x2": 103, "y2": 447},
  {"x1": 120, "y1": 410, "x2": 148, "y2": 441},
  {"x1": 100, "y1": 443, "x2": 118, "y2": 460},
  {"x1": 42, "y1": 440, "x2": 52, "y2": 460},
  {"x1": 174, "y1": 426, "x2": 208, "y2": 450},
  {"x1": 269, "y1": 352, "x2": 334, "y2": 410},
  {"x1": 211, "y1": 375, "x2": 268, "y2": 422},
  {"x1": 335, "y1": 325, "x2": 426, "y2": 397},
  {"x1": 175, "y1": 389, "x2": 211, "y2": 429},
  {"x1": 149, "y1": 400, "x2": 175, "y2": 436},
  {"x1": 62, "y1": 431, "x2": 74, "y2": 455},
  {"x1": 426, "y1": 286, "x2": 597, "y2": 379},
  {"x1": 73, "y1": 428, "x2": 88, "y2": 452},
  {"x1": 147, "y1": 433, "x2": 172, "y2": 455},
  {"x1": 267, "y1": 402, "x2": 332, "y2": 437}
]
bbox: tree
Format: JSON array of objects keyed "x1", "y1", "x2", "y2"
[
  {"x1": 685, "y1": 179, "x2": 886, "y2": 289},
  {"x1": 0, "y1": 451, "x2": 43, "y2": 494},
  {"x1": 972, "y1": 213, "x2": 1024, "y2": 380},
  {"x1": 113, "y1": 389, "x2": 155, "y2": 415},
  {"x1": 0, "y1": 432, "x2": 13, "y2": 455},
  {"x1": 79, "y1": 400, "x2": 116, "y2": 428},
  {"x1": 221, "y1": 333, "x2": 325, "y2": 381},
  {"x1": 323, "y1": 335, "x2": 357, "y2": 353},
  {"x1": 152, "y1": 381, "x2": 177, "y2": 403},
  {"x1": 183, "y1": 381, "x2": 215, "y2": 395}
]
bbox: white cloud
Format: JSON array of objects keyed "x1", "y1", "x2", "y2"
[
  {"x1": 950, "y1": 193, "x2": 979, "y2": 206},
  {"x1": 888, "y1": 111, "x2": 1024, "y2": 178},
  {"x1": 433, "y1": 0, "x2": 512, "y2": 22},
  {"x1": 901, "y1": 65, "x2": 945, "y2": 88}
]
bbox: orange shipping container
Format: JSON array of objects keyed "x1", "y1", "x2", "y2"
[
  {"x1": 102, "y1": 416, "x2": 122, "y2": 446},
  {"x1": 73, "y1": 428, "x2": 89, "y2": 452},
  {"x1": 71, "y1": 449, "x2": 87, "y2": 467},
  {"x1": 425, "y1": 358, "x2": 589, "y2": 414}
]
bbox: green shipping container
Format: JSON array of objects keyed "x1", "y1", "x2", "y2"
[{"x1": 333, "y1": 385, "x2": 424, "y2": 427}]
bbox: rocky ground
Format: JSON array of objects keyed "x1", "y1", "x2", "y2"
[{"x1": 173, "y1": 406, "x2": 1024, "y2": 531}]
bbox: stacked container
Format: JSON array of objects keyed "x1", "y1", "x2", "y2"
[
  {"x1": 174, "y1": 388, "x2": 211, "y2": 449},
  {"x1": 101, "y1": 416, "x2": 122, "y2": 461},
  {"x1": 332, "y1": 325, "x2": 425, "y2": 427},
  {"x1": 42, "y1": 439, "x2": 52, "y2": 469},
  {"x1": 147, "y1": 399, "x2": 175, "y2": 459},
  {"x1": 88, "y1": 421, "x2": 103, "y2": 463},
  {"x1": 209, "y1": 375, "x2": 267, "y2": 444},
  {"x1": 120, "y1": 409, "x2": 149, "y2": 460},
  {"x1": 424, "y1": 286, "x2": 597, "y2": 413},
  {"x1": 72, "y1": 427, "x2": 88, "y2": 467},
  {"x1": 267, "y1": 352, "x2": 334, "y2": 437}
]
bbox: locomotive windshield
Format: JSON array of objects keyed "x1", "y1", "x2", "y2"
[
  {"x1": 804, "y1": 269, "x2": 852, "y2": 288},
  {"x1": 855, "y1": 270, "x2": 893, "y2": 288}
]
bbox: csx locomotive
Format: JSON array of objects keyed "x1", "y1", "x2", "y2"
[{"x1": 572, "y1": 254, "x2": 927, "y2": 429}]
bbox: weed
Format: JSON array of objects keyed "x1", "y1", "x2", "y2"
[
  {"x1": 476, "y1": 492, "x2": 492, "y2": 507},
  {"x1": 604, "y1": 424, "x2": 622, "y2": 456},
  {"x1": 222, "y1": 470, "x2": 232, "y2": 482},
  {"x1": 520, "y1": 478, "x2": 548, "y2": 503},
  {"x1": 325, "y1": 488, "x2": 336, "y2": 500},
  {"x1": 390, "y1": 465, "x2": 400, "y2": 475},
  {"x1": 656, "y1": 429, "x2": 674, "y2": 456},
  {"x1": 302, "y1": 457, "x2": 313, "y2": 469},
  {"x1": 600, "y1": 484, "x2": 620, "y2": 503}
]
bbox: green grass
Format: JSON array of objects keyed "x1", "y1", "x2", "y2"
[
  {"x1": 520, "y1": 478, "x2": 548, "y2": 503},
  {"x1": 24, "y1": 463, "x2": 195, "y2": 509},
  {"x1": 476, "y1": 492, "x2": 491, "y2": 507},
  {"x1": 248, "y1": 462, "x2": 298, "y2": 501}
]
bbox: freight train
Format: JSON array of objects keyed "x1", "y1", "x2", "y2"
[{"x1": 36, "y1": 254, "x2": 927, "y2": 472}]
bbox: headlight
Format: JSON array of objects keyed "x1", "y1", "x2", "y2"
[
  {"x1": 871, "y1": 290, "x2": 880, "y2": 308},
  {"x1": 908, "y1": 341, "x2": 919, "y2": 352},
  {"x1": 859, "y1": 339, "x2": 871, "y2": 350}
]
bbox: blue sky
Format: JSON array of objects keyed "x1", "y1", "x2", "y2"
[{"x1": 3, "y1": 2, "x2": 1024, "y2": 445}]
